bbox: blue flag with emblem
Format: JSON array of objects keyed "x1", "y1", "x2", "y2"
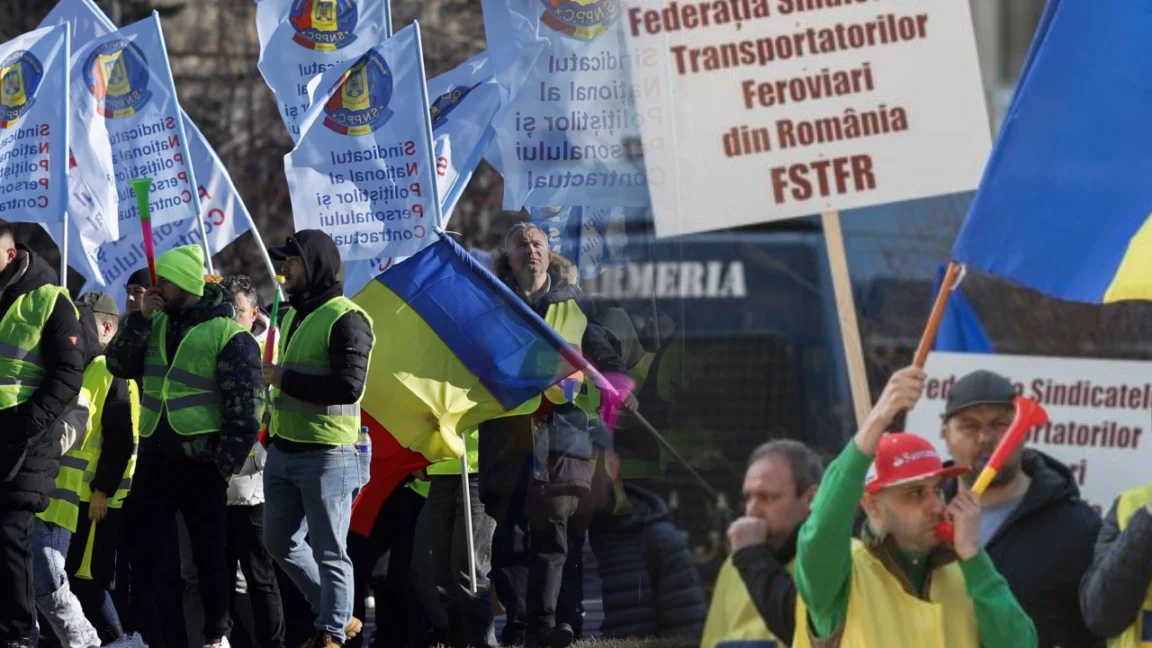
[
  {"x1": 0, "y1": 23, "x2": 69, "y2": 225},
  {"x1": 40, "y1": 0, "x2": 251, "y2": 296},
  {"x1": 68, "y1": 12, "x2": 201, "y2": 229},
  {"x1": 255, "y1": 0, "x2": 393, "y2": 141},
  {"x1": 482, "y1": 0, "x2": 651, "y2": 210},
  {"x1": 341, "y1": 50, "x2": 501, "y2": 296},
  {"x1": 931, "y1": 264, "x2": 992, "y2": 353},
  {"x1": 284, "y1": 22, "x2": 440, "y2": 262}
]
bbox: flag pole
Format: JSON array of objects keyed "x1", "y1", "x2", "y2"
[
  {"x1": 59, "y1": 213, "x2": 68, "y2": 287},
  {"x1": 913, "y1": 261, "x2": 962, "y2": 368},
  {"x1": 460, "y1": 445, "x2": 478, "y2": 594},
  {"x1": 250, "y1": 205, "x2": 286, "y2": 301},
  {"x1": 558, "y1": 346, "x2": 718, "y2": 499},
  {"x1": 820, "y1": 211, "x2": 871, "y2": 427}
]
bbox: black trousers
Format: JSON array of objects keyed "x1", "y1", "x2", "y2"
[
  {"x1": 225, "y1": 504, "x2": 285, "y2": 648},
  {"x1": 128, "y1": 455, "x2": 231, "y2": 646},
  {"x1": 0, "y1": 509, "x2": 35, "y2": 642},
  {"x1": 68, "y1": 504, "x2": 124, "y2": 639},
  {"x1": 347, "y1": 485, "x2": 427, "y2": 648}
]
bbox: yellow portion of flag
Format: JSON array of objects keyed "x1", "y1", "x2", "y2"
[
  {"x1": 1105, "y1": 212, "x2": 1152, "y2": 302},
  {"x1": 357, "y1": 279, "x2": 512, "y2": 463}
]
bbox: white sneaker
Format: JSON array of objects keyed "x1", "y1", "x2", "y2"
[
  {"x1": 201, "y1": 637, "x2": 230, "y2": 648},
  {"x1": 104, "y1": 632, "x2": 149, "y2": 648},
  {"x1": 366, "y1": 595, "x2": 376, "y2": 610}
]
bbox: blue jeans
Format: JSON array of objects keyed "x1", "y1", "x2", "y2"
[
  {"x1": 264, "y1": 444, "x2": 367, "y2": 641},
  {"x1": 31, "y1": 520, "x2": 100, "y2": 648}
]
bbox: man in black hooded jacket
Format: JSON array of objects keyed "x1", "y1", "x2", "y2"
[
  {"x1": 0, "y1": 220, "x2": 85, "y2": 648},
  {"x1": 263, "y1": 230, "x2": 375, "y2": 648}
]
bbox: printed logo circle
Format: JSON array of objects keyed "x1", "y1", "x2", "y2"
[
  {"x1": 84, "y1": 39, "x2": 151, "y2": 119},
  {"x1": 290, "y1": 0, "x2": 359, "y2": 51},
  {"x1": 0, "y1": 51, "x2": 44, "y2": 128},
  {"x1": 322, "y1": 50, "x2": 393, "y2": 136},
  {"x1": 539, "y1": 0, "x2": 620, "y2": 40},
  {"x1": 429, "y1": 82, "x2": 481, "y2": 130}
]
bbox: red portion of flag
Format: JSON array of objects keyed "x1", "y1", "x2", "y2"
[
  {"x1": 289, "y1": 0, "x2": 314, "y2": 31},
  {"x1": 349, "y1": 413, "x2": 431, "y2": 537}
]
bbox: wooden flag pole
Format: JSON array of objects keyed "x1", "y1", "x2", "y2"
[
  {"x1": 914, "y1": 261, "x2": 962, "y2": 368},
  {"x1": 821, "y1": 211, "x2": 871, "y2": 427}
]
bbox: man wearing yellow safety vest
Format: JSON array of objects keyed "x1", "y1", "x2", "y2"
[
  {"x1": 0, "y1": 220, "x2": 86, "y2": 648},
  {"x1": 31, "y1": 294, "x2": 142, "y2": 648},
  {"x1": 66, "y1": 293, "x2": 140, "y2": 646},
  {"x1": 262, "y1": 230, "x2": 375, "y2": 648},
  {"x1": 702, "y1": 440, "x2": 823, "y2": 648},
  {"x1": 793, "y1": 367, "x2": 1037, "y2": 648},
  {"x1": 1079, "y1": 478, "x2": 1152, "y2": 645},
  {"x1": 106, "y1": 245, "x2": 265, "y2": 648},
  {"x1": 481, "y1": 222, "x2": 634, "y2": 648}
]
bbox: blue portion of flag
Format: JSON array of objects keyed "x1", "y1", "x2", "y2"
[
  {"x1": 952, "y1": 1, "x2": 1152, "y2": 303},
  {"x1": 378, "y1": 234, "x2": 574, "y2": 410},
  {"x1": 931, "y1": 265, "x2": 993, "y2": 354}
]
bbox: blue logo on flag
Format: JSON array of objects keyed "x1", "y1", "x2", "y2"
[
  {"x1": 540, "y1": 0, "x2": 620, "y2": 40},
  {"x1": 84, "y1": 39, "x2": 151, "y2": 119},
  {"x1": 430, "y1": 82, "x2": 481, "y2": 130},
  {"x1": 290, "y1": 0, "x2": 359, "y2": 51},
  {"x1": 322, "y1": 50, "x2": 393, "y2": 136},
  {"x1": 0, "y1": 51, "x2": 43, "y2": 128}
]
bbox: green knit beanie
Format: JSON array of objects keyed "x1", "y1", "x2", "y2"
[{"x1": 155, "y1": 245, "x2": 206, "y2": 297}]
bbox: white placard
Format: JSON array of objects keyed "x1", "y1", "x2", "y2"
[
  {"x1": 624, "y1": 0, "x2": 991, "y2": 237},
  {"x1": 907, "y1": 352, "x2": 1152, "y2": 515}
]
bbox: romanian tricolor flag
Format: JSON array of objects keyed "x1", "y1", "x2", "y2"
[
  {"x1": 349, "y1": 234, "x2": 580, "y2": 534},
  {"x1": 954, "y1": 1, "x2": 1152, "y2": 303}
]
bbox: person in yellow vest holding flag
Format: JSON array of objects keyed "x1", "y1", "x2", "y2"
[
  {"x1": 1080, "y1": 482, "x2": 1152, "y2": 646},
  {"x1": 106, "y1": 244, "x2": 265, "y2": 648},
  {"x1": 792, "y1": 367, "x2": 1036, "y2": 648},
  {"x1": 480, "y1": 222, "x2": 634, "y2": 648},
  {"x1": 702, "y1": 440, "x2": 823, "y2": 648},
  {"x1": 261, "y1": 230, "x2": 375, "y2": 648},
  {"x1": 0, "y1": 220, "x2": 86, "y2": 648}
]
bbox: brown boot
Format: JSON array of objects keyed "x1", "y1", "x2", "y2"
[
  {"x1": 308, "y1": 633, "x2": 341, "y2": 648},
  {"x1": 343, "y1": 618, "x2": 363, "y2": 640}
]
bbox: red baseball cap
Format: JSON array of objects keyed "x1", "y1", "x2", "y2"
[{"x1": 864, "y1": 433, "x2": 969, "y2": 494}]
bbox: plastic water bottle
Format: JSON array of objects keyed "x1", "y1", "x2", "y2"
[{"x1": 356, "y1": 426, "x2": 372, "y2": 455}]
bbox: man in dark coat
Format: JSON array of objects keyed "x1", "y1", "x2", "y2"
[
  {"x1": 942, "y1": 370, "x2": 1103, "y2": 648},
  {"x1": 480, "y1": 222, "x2": 633, "y2": 648},
  {"x1": 0, "y1": 220, "x2": 85, "y2": 647}
]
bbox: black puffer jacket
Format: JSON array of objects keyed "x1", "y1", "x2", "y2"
[
  {"x1": 590, "y1": 484, "x2": 706, "y2": 639},
  {"x1": 276, "y1": 230, "x2": 374, "y2": 427},
  {"x1": 945, "y1": 450, "x2": 1103, "y2": 648},
  {"x1": 1081, "y1": 487, "x2": 1152, "y2": 640},
  {"x1": 0, "y1": 246, "x2": 85, "y2": 512},
  {"x1": 105, "y1": 282, "x2": 264, "y2": 474}
]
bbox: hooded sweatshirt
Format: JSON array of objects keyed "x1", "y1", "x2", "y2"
[
  {"x1": 274, "y1": 230, "x2": 374, "y2": 452},
  {"x1": 105, "y1": 282, "x2": 264, "y2": 474},
  {"x1": 0, "y1": 246, "x2": 85, "y2": 512}
]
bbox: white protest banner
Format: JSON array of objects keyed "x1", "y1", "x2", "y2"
[
  {"x1": 69, "y1": 116, "x2": 252, "y2": 302},
  {"x1": 71, "y1": 13, "x2": 201, "y2": 229},
  {"x1": 341, "y1": 52, "x2": 500, "y2": 293},
  {"x1": 624, "y1": 0, "x2": 991, "y2": 237},
  {"x1": 256, "y1": 0, "x2": 392, "y2": 141},
  {"x1": 41, "y1": 0, "x2": 121, "y2": 245},
  {"x1": 284, "y1": 22, "x2": 439, "y2": 262},
  {"x1": 0, "y1": 24, "x2": 69, "y2": 224},
  {"x1": 907, "y1": 351, "x2": 1152, "y2": 514},
  {"x1": 482, "y1": 0, "x2": 654, "y2": 210}
]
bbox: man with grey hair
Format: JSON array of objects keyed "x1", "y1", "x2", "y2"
[{"x1": 702, "y1": 439, "x2": 823, "y2": 648}]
